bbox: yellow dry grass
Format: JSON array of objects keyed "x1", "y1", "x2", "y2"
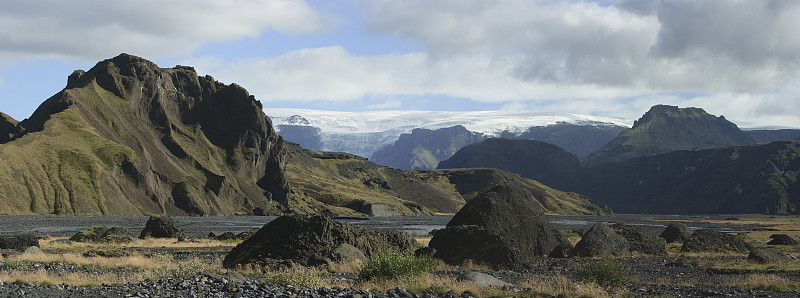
[
  {"x1": 726, "y1": 273, "x2": 800, "y2": 292},
  {"x1": 520, "y1": 275, "x2": 617, "y2": 298},
  {"x1": 41, "y1": 237, "x2": 239, "y2": 251},
  {"x1": 0, "y1": 269, "x2": 145, "y2": 286}
]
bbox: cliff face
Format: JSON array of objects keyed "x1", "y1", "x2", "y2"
[{"x1": 0, "y1": 54, "x2": 289, "y2": 215}]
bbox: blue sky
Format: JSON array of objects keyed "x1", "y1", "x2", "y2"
[{"x1": 1, "y1": 0, "x2": 800, "y2": 128}]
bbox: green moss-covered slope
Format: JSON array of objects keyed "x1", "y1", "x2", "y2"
[{"x1": 0, "y1": 54, "x2": 288, "y2": 215}]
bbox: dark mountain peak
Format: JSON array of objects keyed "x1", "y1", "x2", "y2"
[
  {"x1": 587, "y1": 104, "x2": 753, "y2": 165},
  {"x1": 438, "y1": 138, "x2": 581, "y2": 178},
  {"x1": 633, "y1": 105, "x2": 720, "y2": 128}
]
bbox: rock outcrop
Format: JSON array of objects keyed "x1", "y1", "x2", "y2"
[
  {"x1": 573, "y1": 223, "x2": 629, "y2": 257},
  {"x1": 681, "y1": 229, "x2": 752, "y2": 253},
  {"x1": 0, "y1": 54, "x2": 289, "y2": 215},
  {"x1": 222, "y1": 215, "x2": 416, "y2": 268},
  {"x1": 429, "y1": 185, "x2": 571, "y2": 267},
  {"x1": 139, "y1": 216, "x2": 186, "y2": 240}
]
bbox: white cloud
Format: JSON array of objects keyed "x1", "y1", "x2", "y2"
[
  {"x1": 359, "y1": 0, "x2": 800, "y2": 93},
  {"x1": 186, "y1": 46, "x2": 642, "y2": 104},
  {"x1": 0, "y1": 0, "x2": 336, "y2": 63},
  {"x1": 365, "y1": 99, "x2": 402, "y2": 110}
]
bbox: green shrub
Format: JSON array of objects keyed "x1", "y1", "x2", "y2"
[
  {"x1": 578, "y1": 257, "x2": 629, "y2": 287},
  {"x1": 3, "y1": 261, "x2": 33, "y2": 271},
  {"x1": 358, "y1": 251, "x2": 437, "y2": 280}
]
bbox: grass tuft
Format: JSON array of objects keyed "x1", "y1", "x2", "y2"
[
  {"x1": 358, "y1": 251, "x2": 437, "y2": 281},
  {"x1": 577, "y1": 257, "x2": 629, "y2": 287}
]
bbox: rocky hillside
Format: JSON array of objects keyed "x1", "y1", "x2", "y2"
[
  {"x1": 437, "y1": 138, "x2": 581, "y2": 178},
  {"x1": 0, "y1": 54, "x2": 289, "y2": 215},
  {"x1": 370, "y1": 125, "x2": 485, "y2": 170},
  {"x1": 285, "y1": 142, "x2": 610, "y2": 216},
  {"x1": 0, "y1": 112, "x2": 18, "y2": 143},
  {"x1": 541, "y1": 140, "x2": 800, "y2": 214},
  {"x1": 586, "y1": 105, "x2": 753, "y2": 165},
  {"x1": 519, "y1": 123, "x2": 626, "y2": 157}
]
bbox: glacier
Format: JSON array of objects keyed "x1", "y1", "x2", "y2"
[{"x1": 264, "y1": 108, "x2": 634, "y2": 158}]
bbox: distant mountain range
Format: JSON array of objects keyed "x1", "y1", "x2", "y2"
[
  {"x1": 267, "y1": 108, "x2": 632, "y2": 169},
  {"x1": 435, "y1": 105, "x2": 800, "y2": 214}
]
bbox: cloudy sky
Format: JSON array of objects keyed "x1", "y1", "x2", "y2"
[{"x1": 1, "y1": 0, "x2": 799, "y2": 128}]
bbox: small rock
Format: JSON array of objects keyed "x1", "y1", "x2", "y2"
[{"x1": 460, "y1": 271, "x2": 511, "y2": 289}]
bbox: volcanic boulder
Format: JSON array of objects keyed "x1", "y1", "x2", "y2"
[
  {"x1": 573, "y1": 223, "x2": 629, "y2": 257},
  {"x1": 680, "y1": 229, "x2": 752, "y2": 253},
  {"x1": 0, "y1": 234, "x2": 39, "y2": 250},
  {"x1": 222, "y1": 215, "x2": 416, "y2": 268},
  {"x1": 660, "y1": 223, "x2": 692, "y2": 244},
  {"x1": 612, "y1": 223, "x2": 666, "y2": 255},
  {"x1": 429, "y1": 184, "x2": 571, "y2": 267},
  {"x1": 429, "y1": 225, "x2": 523, "y2": 268},
  {"x1": 139, "y1": 216, "x2": 186, "y2": 240},
  {"x1": 767, "y1": 234, "x2": 798, "y2": 246}
]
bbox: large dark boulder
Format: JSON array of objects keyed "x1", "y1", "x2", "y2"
[
  {"x1": 680, "y1": 229, "x2": 752, "y2": 253},
  {"x1": 222, "y1": 215, "x2": 416, "y2": 268},
  {"x1": 612, "y1": 223, "x2": 666, "y2": 255},
  {"x1": 139, "y1": 216, "x2": 186, "y2": 240},
  {"x1": 660, "y1": 223, "x2": 692, "y2": 244},
  {"x1": 443, "y1": 184, "x2": 572, "y2": 258},
  {"x1": 0, "y1": 234, "x2": 39, "y2": 250},
  {"x1": 428, "y1": 225, "x2": 522, "y2": 269},
  {"x1": 71, "y1": 226, "x2": 133, "y2": 243},
  {"x1": 573, "y1": 223, "x2": 629, "y2": 257},
  {"x1": 767, "y1": 234, "x2": 798, "y2": 246},
  {"x1": 748, "y1": 247, "x2": 797, "y2": 263}
]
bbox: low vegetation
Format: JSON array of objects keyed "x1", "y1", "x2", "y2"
[
  {"x1": 577, "y1": 257, "x2": 629, "y2": 287},
  {"x1": 358, "y1": 251, "x2": 437, "y2": 280},
  {"x1": 727, "y1": 274, "x2": 800, "y2": 292}
]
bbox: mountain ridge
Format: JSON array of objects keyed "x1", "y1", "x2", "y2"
[{"x1": 0, "y1": 54, "x2": 289, "y2": 215}]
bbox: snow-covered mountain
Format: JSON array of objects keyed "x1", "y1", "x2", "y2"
[{"x1": 265, "y1": 108, "x2": 633, "y2": 158}]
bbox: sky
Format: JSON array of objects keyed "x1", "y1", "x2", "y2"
[{"x1": 1, "y1": 0, "x2": 799, "y2": 129}]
